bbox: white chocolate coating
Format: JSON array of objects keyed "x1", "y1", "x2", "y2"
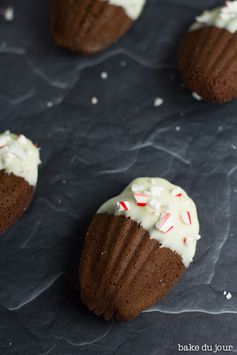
[
  {"x1": 98, "y1": 177, "x2": 200, "y2": 267},
  {"x1": 0, "y1": 131, "x2": 41, "y2": 186},
  {"x1": 103, "y1": 0, "x2": 146, "y2": 20},
  {"x1": 190, "y1": 1, "x2": 237, "y2": 33}
]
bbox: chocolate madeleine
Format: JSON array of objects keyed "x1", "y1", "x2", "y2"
[
  {"x1": 79, "y1": 178, "x2": 201, "y2": 321},
  {"x1": 0, "y1": 131, "x2": 41, "y2": 234},
  {"x1": 178, "y1": 1, "x2": 237, "y2": 103},
  {"x1": 50, "y1": 0, "x2": 145, "y2": 54}
]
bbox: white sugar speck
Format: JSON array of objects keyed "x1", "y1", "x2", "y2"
[
  {"x1": 223, "y1": 290, "x2": 232, "y2": 300},
  {"x1": 91, "y1": 97, "x2": 98, "y2": 105},
  {"x1": 58, "y1": 199, "x2": 62, "y2": 204},
  {"x1": 46, "y1": 101, "x2": 53, "y2": 108},
  {"x1": 192, "y1": 92, "x2": 202, "y2": 101},
  {"x1": 9, "y1": 342, "x2": 12, "y2": 346},
  {"x1": 231, "y1": 144, "x2": 237, "y2": 150},
  {"x1": 62, "y1": 179, "x2": 66, "y2": 184},
  {"x1": 101, "y1": 72, "x2": 108, "y2": 79},
  {"x1": 218, "y1": 126, "x2": 223, "y2": 132},
  {"x1": 153, "y1": 97, "x2": 164, "y2": 107},
  {"x1": 176, "y1": 126, "x2": 181, "y2": 132},
  {"x1": 2, "y1": 7, "x2": 14, "y2": 21},
  {"x1": 120, "y1": 61, "x2": 127, "y2": 67}
]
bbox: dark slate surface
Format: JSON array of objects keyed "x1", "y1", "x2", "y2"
[{"x1": 0, "y1": 0, "x2": 237, "y2": 354}]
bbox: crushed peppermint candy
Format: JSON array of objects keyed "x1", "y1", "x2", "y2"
[
  {"x1": 117, "y1": 179, "x2": 198, "y2": 244},
  {"x1": 150, "y1": 185, "x2": 164, "y2": 196},
  {"x1": 220, "y1": 1, "x2": 237, "y2": 20},
  {"x1": 148, "y1": 198, "x2": 161, "y2": 211},
  {"x1": 0, "y1": 131, "x2": 40, "y2": 186},
  {"x1": 46, "y1": 101, "x2": 53, "y2": 108},
  {"x1": 117, "y1": 201, "x2": 130, "y2": 212},
  {"x1": 195, "y1": 2, "x2": 237, "y2": 26},
  {"x1": 192, "y1": 92, "x2": 202, "y2": 101},
  {"x1": 156, "y1": 212, "x2": 174, "y2": 233},
  {"x1": 131, "y1": 184, "x2": 145, "y2": 192},
  {"x1": 196, "y1": 10, "x2": 215, "y2": 24},
  {"x1": 183, "y1": 234, "x2": 201, "y2": 245},
  {"x1": 180, "y1": 211, "x2": 192, "y2": 225},
  {"x1": 91, "y1": 97, "x2": 98, "y2": 105},
  {"x1": 99, "y1": 177, "x2": 200, "y2": 268},
  {"x1": 161, "y1": 205, "x2": 172, "y2": 214},
  {"x1": 171, "y1": 187, "x2": 186, "y2": 199},
  {"x1": 133, "y1": 192, "x2": 148, "y2": 206},
  {"x1": 97, "y1": 177, "x2": 201, "y2": 267},
  {"x1": 1, "y1": 7, "x2": 14, "y2": 21},
  {"x1": 153, "y1": 97, "x2": 164, "y2": 107},
  {"x1": 101, "y1": 71, "x2": 108, "y2": 79},
  {"x1": 223, "y1": 290, "x2": 232, "y2": 300},
  {"x1": 171, "y1": 187, "x2": 182, "y2": 196},
  {"x1": 0, "y1": 135, "x2": 11, "y2": 146},
  {"x1": 171, "y1": 187, "x2": 189, "y2": 203}
]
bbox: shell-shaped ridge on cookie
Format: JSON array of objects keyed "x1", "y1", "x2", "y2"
[
  {"x1": 50, "y1": 0, "x2": 146, "y2": 54},
  {"x1": 79, "y1": 177, "x2": 201, "y2": 321}
]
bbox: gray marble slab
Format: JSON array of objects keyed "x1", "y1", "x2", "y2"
[{"x1": 0, "y1": 0, "x2": 236, "y2": 354}]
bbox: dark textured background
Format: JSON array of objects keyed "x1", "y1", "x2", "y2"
[{"x1": 0, "y1": 0, "x2": 237, "y2": 354}]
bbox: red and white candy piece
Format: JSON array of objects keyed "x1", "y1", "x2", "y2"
[
  {"x1": 8, "y1": 142, "x2": 26, "y2": 159},
  {"x1": 150, "y1": 185, "x2": 164, "y2": 196},
  {"x1": 117, "y1": 201, "x2": 130, "y2": 212},
  {"x1": 156, "y1": 212, "x2": 174, "y2": 233},
  {"x1": 161, "y1": 205, "x2": 172, "y2": 214},
  {"x1": 183, "y1": 234, "x2": 201, "y2": 245},
  {"x1": 148, "y1": 198, "x2": 161, "y2": 210},
  {"x1": 133, "y1": 192, "x2": 148, "y2": 207},
  {"x1": 0, "y1": 134, "x2": 11, "y2": 147},
  {"x1": 180, "y1": 211, "x2": 192, "y2": 225},
  {"x1": 221, "y1": 1, "x2": 237, "y2": 20},
  {"x1": 17, "y1": 134, "x2": 28, "y2": 144},
  {"x1": 131, "y1": 184, "x2": 145, "y2": 192},
  {"x1": 171, "y1": 187, "x2": 183, "y2": 197},
  {"x1": 171, "y1": 187, "x2": 181, "y2": 194},
  {"x1": 148, "y1": 199, "x2": 161, "y2": 216},
  {"x1": 171, "y1": 187, "x2": 188, "y2": 202}
]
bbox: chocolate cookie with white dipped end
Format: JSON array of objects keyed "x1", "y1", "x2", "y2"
[
  {"x1": 0, "y1": 131, "x2": 41, "y2": 234},
  {"x1": 178, "y1": 1, "x2": 237, "y2": 103},
  {"x1": 79, "y1": 178, "x2": 201, "y2": 321},
  {"x1": 50, "y1": 0, "x2": 146, "y2": 54}
]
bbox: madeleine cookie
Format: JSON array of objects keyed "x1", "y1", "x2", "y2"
[
  {"x1": 51, "y1": 0, "x2": 145, "y2": 54},
  {"x1": 79, "y1": 177, "x2": 201, "y2": 321},
  {"x1": 0, "y1": 131, "x2": 41, "y2": 234},
  {"x1": 178, "y1": 1, "x2": 237, "y2": 102}
]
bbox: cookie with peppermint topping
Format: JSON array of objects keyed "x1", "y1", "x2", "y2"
[
  {"x1": 50, "y1": 0, "x2": 146, "y2": 54},
  {"x1": 79, "y1": 177, "x2": 201, "y2": 321},
  {"x1": 178, "y1": 1, "x2": 237, "y2": 102},
  {"x1": 0, "y1": 131, "x2": 41, "y2": 234}
]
